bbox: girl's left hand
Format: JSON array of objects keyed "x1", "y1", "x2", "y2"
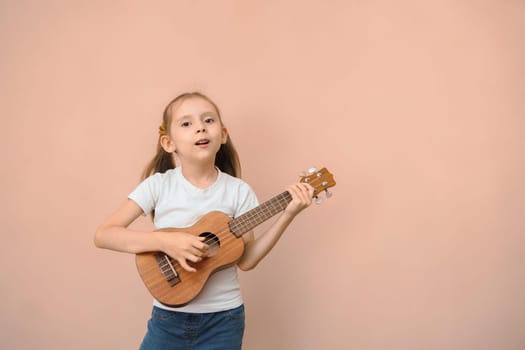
[{"x1": 284, "y1": 182, "x2": 314, "y2": 217}]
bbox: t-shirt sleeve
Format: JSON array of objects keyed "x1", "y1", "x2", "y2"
[
  {"x1": 128, "y1": 174, "x2": 161, "y2": 216},
  {"x1": 236, "y1": 183, "x2": 259, "y2": 217}
]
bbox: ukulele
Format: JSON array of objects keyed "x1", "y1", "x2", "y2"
[{"x1": 135, "y1": 167, "x2": 336, "y2": 307}]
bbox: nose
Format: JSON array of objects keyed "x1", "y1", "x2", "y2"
[{"x1": 196, "y1": 121, "x2": 206, "y2": 133}]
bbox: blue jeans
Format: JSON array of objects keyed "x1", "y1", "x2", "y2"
[{"x1": 139, "y1": 305, "x2": 245, "y2": 350}]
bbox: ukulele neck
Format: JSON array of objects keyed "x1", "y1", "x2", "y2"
[{"x1": 228, "y1": 191, "x2": 292, "y2": 237}]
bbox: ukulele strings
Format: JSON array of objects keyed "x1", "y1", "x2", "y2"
[
  {"x1": 162, "y1": 225, "x2": 243, "y2": 273},
  {"x1": 165, "y1": 216, "x2": 270, "y2": 271},
  {"x1": 163, "y1": 194, "x2": 293, "y2": 273},
  {"x1": 161, "y1": 182, "x2": 327, "y2": 274},
  {"x1": 199, "y1": 192, "x2": 292, "y2": 249}
]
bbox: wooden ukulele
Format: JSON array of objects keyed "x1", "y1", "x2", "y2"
[{"x1": 135, "y1": 167, "x2": 336, "y2": 307}]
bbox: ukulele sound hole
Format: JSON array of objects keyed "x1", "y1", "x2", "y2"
[{"x1": 199, "y1": 232, "x2": 220, "y2": 257}]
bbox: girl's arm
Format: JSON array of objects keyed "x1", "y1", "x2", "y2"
[
  {"x1": 94, "y1": 199, "x2": 208, "y2": 272},
  {"x1": 237, "y1": 183, "x2": 314, "y2": 271}
]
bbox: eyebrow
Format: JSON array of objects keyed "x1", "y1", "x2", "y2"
[{"x1": 177, "y1": 111, "x2": 216, "y2": 120}]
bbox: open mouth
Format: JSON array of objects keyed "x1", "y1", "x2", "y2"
[{"x1": 195, "y1": 139, "x2": 210, "y2": 146}]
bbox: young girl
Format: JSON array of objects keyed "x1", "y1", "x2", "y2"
[{"x1": 94, "y1": 92, "x2": 314, "y2": 349}]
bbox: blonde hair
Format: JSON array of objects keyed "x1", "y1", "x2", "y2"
[{"x1": 142, "y1": 92, "x2": 241, "y2": 181}]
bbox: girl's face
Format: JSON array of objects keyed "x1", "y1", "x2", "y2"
[{"x1": 160, "y1": 97, "x2": 228, "y2": 164}]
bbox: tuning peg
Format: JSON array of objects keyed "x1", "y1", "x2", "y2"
[
  {"x1": 315, "y1": 196, "x2": 323, "y2": 205},
  {"x1": 308, "y1": 167, "x2": 317, "y2": 174},
  {"x1": 325, "y1": 189, "x2": 333, "y2": 198}
]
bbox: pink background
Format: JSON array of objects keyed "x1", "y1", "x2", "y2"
[{"x1": 2, "y1": 1, "x2": 524, "y2": 349}]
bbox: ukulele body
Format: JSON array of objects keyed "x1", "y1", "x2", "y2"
[{"x1": 135, "y1": 211, "x2": 244, "y2": 307}]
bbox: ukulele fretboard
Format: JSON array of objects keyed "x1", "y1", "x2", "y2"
[{"x1": 228, "y1": 191, "x2": 292, "y2": 237}]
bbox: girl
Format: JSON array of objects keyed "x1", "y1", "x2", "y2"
[{"x1": 94, "y1": 92, "x2": 314, "y2": 350}]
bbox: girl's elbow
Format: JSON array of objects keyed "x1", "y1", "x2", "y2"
[
  {"x1": 237, "y1": 260, "x2": 257, "y2": 271},
  {"x1": 93, "y1": 227, "x2": 107, "y2": 248}
]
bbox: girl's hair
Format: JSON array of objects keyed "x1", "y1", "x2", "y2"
[{"x1": 142, "y1": 92, "x2": 241, "y2": 181}]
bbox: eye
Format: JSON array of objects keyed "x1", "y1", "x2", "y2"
[
  {"x1": 204, "y1": 117, "x2": 215, "y2": 124},
  {"x1": 181, "y1": 121, "x2": 191, "y2": 127}
]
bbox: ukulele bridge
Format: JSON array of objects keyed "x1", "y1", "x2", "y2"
[{"x1": 155, "y1": 253, "x2": 181, "y2": 287}]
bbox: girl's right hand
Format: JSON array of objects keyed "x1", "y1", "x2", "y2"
[{"x1": 157, "y1": 232, "x2": 209, "y2": 272}]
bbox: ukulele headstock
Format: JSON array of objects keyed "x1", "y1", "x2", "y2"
[{"x1": 299, "y1": 167, "x2": 336, "y2": 204}]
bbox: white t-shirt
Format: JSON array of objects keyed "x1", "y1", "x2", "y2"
[{"x1": 128, "y1": 166, "x2": 259, "y2": 313}]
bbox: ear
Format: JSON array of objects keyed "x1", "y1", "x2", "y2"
[
  {"x1": 221, "y1": 127, "x2": 228, "y2": 144},
  {"x1": 160, "y1": 135, "x2": 176, "y2": 153}
]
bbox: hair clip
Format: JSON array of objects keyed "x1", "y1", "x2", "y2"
[{"x1": 158, "y1": 123, "x2": 166, "y2": 136}]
